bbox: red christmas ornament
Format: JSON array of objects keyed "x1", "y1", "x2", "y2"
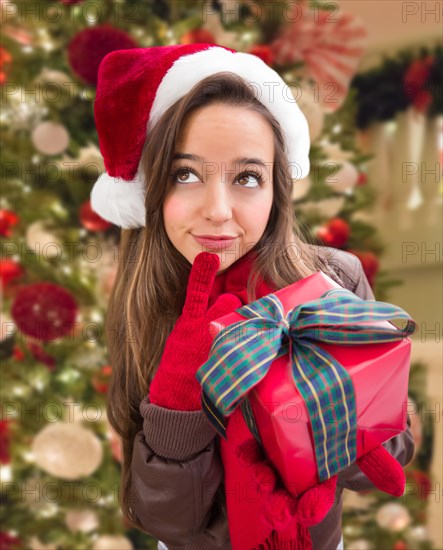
[
  {"x1": 248, "y1": 45, "x2": 275, "y2": 66},
  {"x1": 347, "y1": 249, "x2": 380, "y2": 287},
  {"x1": 180, "y1": 28, "x2": 216, "y2": 45},
  {"x1": 68, "y1": 25, "x2": 138, "y2": 86},
  {"x1": 316, "y1": 218, "x2": 350, "y2": 248},
  {"x1": 0, "y1": 532, "x2": 21, "y2": 550},
  {"x1": 0, "y1": 259, "x2": 23, "y2": 288},
  {"x1": 392, "y1": 541, "x2": 408, "y2": 550},
  {"x1": 11, "y1": 282, "x2": 78, "y2": 342},
  {"x1": 92, "y1": 365, "x2": 112, "y2": 394},
  {"x1": 0, "y1": 210, "x2": 19, "y2": 238},
  {"x1": 315, "y1": 225, "x2": 334, "y2": 246},
  {"x1": 403, "y1": 56, "x2": 434, "y2": 113},
  {"x1": 0, "y1": 419, "x2": 11, "y2": 464},
  {"x1": 79, "y1": 200, "x2": 112, "y2": 231}
]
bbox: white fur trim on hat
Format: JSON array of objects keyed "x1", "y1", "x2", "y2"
[{"x1": 91, "y1": 171, "x2": 146, "y2": 229}]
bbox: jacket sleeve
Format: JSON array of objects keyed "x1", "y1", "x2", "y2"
[
  {"x1": 128, "y1": 396, "x2": 229, "y2": 546},
  {"x1": 335, "y1": 255, "x2": 415, "y2": 490}
]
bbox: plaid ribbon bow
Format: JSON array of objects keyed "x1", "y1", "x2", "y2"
[{"x1": 196, "y1": 288, "x2": 417, "y2": 481}]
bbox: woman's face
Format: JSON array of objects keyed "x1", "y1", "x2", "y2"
[{"x1": 162, "y1": 103, "x2": 274, "y2": 274}]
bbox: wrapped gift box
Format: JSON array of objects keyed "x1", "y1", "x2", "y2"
[{"x1": 197, "y1": 271, "x2": 416, "y2": 496}]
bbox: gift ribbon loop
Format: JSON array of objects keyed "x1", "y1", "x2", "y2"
[{"x1": 196, "y1": 287, "x2": 417, "y2": 481}]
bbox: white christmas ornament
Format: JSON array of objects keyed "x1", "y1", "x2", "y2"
[
  {"x1": 4, "y1": 86, "x2": 47, "y2": 130},
  {"x1": 26, "y1": 221, "x2": 62, "y2": 260},
  {"x1": 65, "y1": 509, "x2": 99, "y2": 533},
  {"x1": 323, "y1": 160, "x2": 359, "y2": 192},
  {"x1": 61, "y1": 142, "x2": 104, "y2": 174},
  {"x1": 297, "y1": 197, "x2": 345, "y2": 218},
  {"x1": 31, "y1": 121, "x2": 70, "y2": 155},
  {"x1": 32, "y1": 422, "x2": 103, "y2": 480},
  {"x1": 376, "y1": 502, "x2": 411, "y2": 532},
  {"x1": 92, "y1": 535, "x2": 133, "y2": 550},
  {"x1": 408, "y1": 525, "x2": 429, "y2": 542},
  {"x1": 34, "y1": 68, "x2": 78, "y2": 89}
]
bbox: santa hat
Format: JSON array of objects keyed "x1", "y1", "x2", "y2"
[{"x1": 91, "y1": 43, "x2": 310, "y2": 229}]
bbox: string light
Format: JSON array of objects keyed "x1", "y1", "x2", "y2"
[
  {"x1": 22, "y1": 450, "x2": 35, "y2": 463},
  {"x1": 12, "y1": 385, "x2": 26, "y2": 397},
  {"x1": 332, "y1": 124, "x2": 342, "y2": 134},
  {"x1": 0, "y1": 465, "x2": 12, "y2": 482},
  {"x1": 38, "y1": 503, "x2": 59, "y2": 518}
]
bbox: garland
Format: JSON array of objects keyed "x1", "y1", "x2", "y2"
[{"x1": 351, "y1": 44, "x2": 442, "y2": 129}]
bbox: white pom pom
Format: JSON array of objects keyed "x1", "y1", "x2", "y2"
[{"x1": 90, "y1": 171, "x2": 146, "y2": 229}]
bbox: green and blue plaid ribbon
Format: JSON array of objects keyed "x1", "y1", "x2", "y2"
[{"x1": 196, "y1": 288, "x2": 417, "y2": 481}]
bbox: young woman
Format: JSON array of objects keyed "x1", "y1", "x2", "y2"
[{"x1": 91, "y1": 44, "x2": 415, "y2": 550}]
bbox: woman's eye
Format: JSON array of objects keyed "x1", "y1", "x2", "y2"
[
  {"x1": 236, "y1": 172, "x2": 262, "y2": 188},
  {"x1": 173, "y1": 169, "x2": 199, "y2": 184}
]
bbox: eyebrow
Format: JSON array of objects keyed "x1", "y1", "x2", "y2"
[{"x1": 172, "y1": 153, "x2": 268, "y2": 168}]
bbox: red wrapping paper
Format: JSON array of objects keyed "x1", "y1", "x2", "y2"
[{"x1": 211, "y1": 271, "x2": 412, "y2": 496}]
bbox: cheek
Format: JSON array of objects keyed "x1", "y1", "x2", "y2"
[
  {"x1": 163, "y1": 194, "x2": 189, "y2": 233},
  {"x1": 242, "y1": 190, "x2": 273, "y2": 232}
]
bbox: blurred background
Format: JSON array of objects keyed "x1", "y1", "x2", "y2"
[{"x1": 1, "y1": 0, "x2": 441, "y2": 549}]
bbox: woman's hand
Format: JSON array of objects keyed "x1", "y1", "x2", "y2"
[
  {"x1": 235, "y1": 437, "x2": 338, "y2": 531},
  {"x1": 148, "y1": 252, "x2": 243, "y2": 411}
]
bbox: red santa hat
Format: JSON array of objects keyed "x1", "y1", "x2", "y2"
[{"x1": 91, "y1": 43, "x2": 310, "y2": 229}]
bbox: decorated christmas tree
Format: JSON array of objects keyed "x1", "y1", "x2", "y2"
[{"x1": 1, "y1": 0, "x2": 436, "y2": 548}]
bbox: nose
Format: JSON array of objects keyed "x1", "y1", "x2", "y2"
[{"x1": 201, "y1": 181, "x2": 233, "y2": 224}]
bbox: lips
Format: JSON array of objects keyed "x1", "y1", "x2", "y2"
[{"x1": 192, "y1": 234, "x2": 238, "y2": 248}]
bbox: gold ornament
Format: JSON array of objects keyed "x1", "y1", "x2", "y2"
[
  {"x1": 376, "y1": 502, "x2": 411, "y2": 532},
  {"x1": 322, "y1": 160, "x2": 359, "y2": 193},
  {"x1": 26, "y1": 221, "x2": 63, "y2": 260},
  {"x1": 65, "y1": 509, "x2": 99, "y2": 533},
  {"x1": 31, "y1": 121, "x2": 70, "y2": 156},
  {"x1": 32, "y1": 422, "x2": 103, "y2": 480},
  {"x1": 60, "y1": 142, "x2": 104, "y2": 176}
]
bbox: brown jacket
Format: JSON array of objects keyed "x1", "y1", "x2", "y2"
[{"x1": 129, "y1": 246, "x2": 415, "y2": 550}]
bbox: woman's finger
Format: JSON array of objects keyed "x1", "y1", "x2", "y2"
[{"x1": 181, "y1": 252, "x2": 221, "y2": 318}]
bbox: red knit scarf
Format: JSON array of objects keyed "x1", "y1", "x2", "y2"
[{"x1": 208, "y1": 251, "x2": 314, "y2": 550}]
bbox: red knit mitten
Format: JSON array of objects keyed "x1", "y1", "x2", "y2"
[
  {"x1": 356, "y1": 445, "x2": 406, "y2": 497},
  {"x1": 235, "y1": 438, "x2": 337, "y2": 531},
  {"x1": 148, "y1": 252, "x2": 243, "y2": 411}
]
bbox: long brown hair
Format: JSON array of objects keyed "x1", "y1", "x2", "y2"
[{"x1": 106, "y1": 72, "x2": 331, "y2": 531}]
